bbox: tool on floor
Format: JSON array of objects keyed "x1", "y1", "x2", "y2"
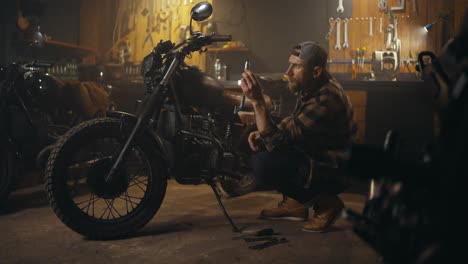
[
  {"x1": 249, "y1": 238, "x2": 289, "y2": 250},
  {"x1": 232, "y1": 228, "x2": 276, "y2": 239}
]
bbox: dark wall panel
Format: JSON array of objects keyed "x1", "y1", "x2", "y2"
[{"x1": 211, "y1": 0, "x2": 328, "y2": 77}]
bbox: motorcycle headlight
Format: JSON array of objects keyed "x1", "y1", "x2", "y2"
[{"x1": 142, "y1": 52, "x2": 156, "y2": 78}]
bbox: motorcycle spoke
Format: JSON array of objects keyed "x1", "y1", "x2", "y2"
[
  {"x1": 76, "y1": 194, "x2": 102, "y2": 214},
  {"x1": 107, "y1": 199, "x2": 122, "y2": 218},
  {"x1": 129, "y1": 176, "x2": 148, "y2": 192},
  {"x1": 125, "y1": 194, "x2": 144, "y2": 202},
  {"x1": 117, "y1": 192, "x2": 139, "y2": 214},
  {"x1": 101, "y1": 199, "x2": 118, "y2": 220}
]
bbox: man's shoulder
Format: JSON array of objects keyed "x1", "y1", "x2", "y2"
[{"x1": 324, "y1": 78, "x2": 344, "y2": 92}]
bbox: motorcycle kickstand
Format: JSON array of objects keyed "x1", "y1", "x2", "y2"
[{"x1": 207, "y1": 179, "x2": 242, "y2": 233}]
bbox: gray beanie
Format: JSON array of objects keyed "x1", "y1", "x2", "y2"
[{"x1": 292, "y1": 41, "x2": 328, "y2": 69}]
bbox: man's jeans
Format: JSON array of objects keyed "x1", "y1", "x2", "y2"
[{"x1": 251, "y1": 149, "x2": 345, "y2": 204}]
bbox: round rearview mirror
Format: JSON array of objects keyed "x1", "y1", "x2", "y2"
[
  {"x1": 190, "y1": 2, "x2": 213, "y2": 22},
  {"x1": 31, "y1": 30, "x2": 45, "y2": 48}
]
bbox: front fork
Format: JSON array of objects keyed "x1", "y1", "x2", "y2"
[{"x1": 105, "y1": 57, "x2": 181, "y2": 183}]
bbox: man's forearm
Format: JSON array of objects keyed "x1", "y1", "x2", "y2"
[{"x1": 252, "y1": 100, "x2": 271, "y2": 132}]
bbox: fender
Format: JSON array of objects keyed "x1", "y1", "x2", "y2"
[{"x1": 106, "y1": 111, "x2": 175, "y2": 173}]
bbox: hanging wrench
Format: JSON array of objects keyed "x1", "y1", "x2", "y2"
[
  {"x1": 369, "y1": 17, "x2": 373, "y2": 36},
  {"x1": 343, "y1": 18, "x2": 349, "y2": 49},
  {"x1": 325, "y1": 17, "x2": 336, "y2": 40},
  {"x1": 337, "y1": 0, "x2": 344, "y2": 13},
  {"x1": 335, "y1": 18, "x2": 341, "y2": 50},
  {"x1": 393, "y1": 16, "x2": 398, "y2": 42},
  {"x1": 379, "y1": 17, "x2": 383, "y2": 33},
  {"x1": 386, "y1": 24, "x2": 394, "y2": 49}
]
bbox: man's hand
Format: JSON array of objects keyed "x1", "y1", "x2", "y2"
[
  {"x1": 248, "y1": 130, "x2": 262, "y2": 152},
  {"x1": 240, "y1": 69, "x2": 264, "y2": 105}
]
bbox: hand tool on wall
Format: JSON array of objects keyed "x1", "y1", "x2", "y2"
[
  {"x1": 351, "y1": 59, "x2": 357, "y2": 79},
  {"x1": 325, "y1": 17, "x2": 336, "y2": 40},
  {"x1": 369, "y1": 17, "x2": 373, "y2": 37},
  {"x1": 356, "y1": 48, "x2": 361, "y2": 68},
  {"x1": 391, "y1": 0, "x2": 405, "y2": 11},
  {"x1": 385, "y1": 24, "x2": 394, "y2": 49},
  {"x1": 337, "y1": 0, "x2": 344, "y2": 13},
  {"x1": 379, "y1": 16, "x2": 383, "y2": 33},
  {"x1": 343, "y1": 18, "x2": 349, "y2": 48},
  {"x1": 335, "y1": 18, "x2": 341, "y2": 50},
  {"x1": 142, "y1": 0, "x2": 155, "y2": 49},
  {"x1": 361, "y1": 47, "x2": 366, "y2": 69},
  {"x1": 378, "y1": 0, "x2": 387, "y2": 12},
  {"x1": 393, "y1": 16, "x2": 398, "y2": 42},
  {"x1": 166, "y1": 0, "x2": 173, "y2": 41}
]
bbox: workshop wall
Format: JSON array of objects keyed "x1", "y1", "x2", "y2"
[
  {"x1": 77, "y1": 0, "x2": 467, "y2": 74},
  {"x1": 80, "y1": 0, "x2": 211, "y2": 68},
  {"x1": 327, "y1": 0, "x2": 467, "y2": 75},
  {"x1": 211, "y1": 0, "x2": 329, "y2": 75}
]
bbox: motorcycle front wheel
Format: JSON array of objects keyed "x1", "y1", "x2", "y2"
[{"x1": 45, "y1": 118, "x2": 167, "y2": 240}]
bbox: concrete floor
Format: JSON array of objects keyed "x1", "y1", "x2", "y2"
[{"x1": 0, "y1": 179, "x2": 379, "y2": 264}]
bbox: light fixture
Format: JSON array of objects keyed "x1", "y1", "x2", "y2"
[{"x1": 424, "y1": 15, "x2": 448, "y2": 32}]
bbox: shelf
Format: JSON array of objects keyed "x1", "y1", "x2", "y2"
[{"x1": 207, "y1": 47, "x2": 249, "y2": 52}]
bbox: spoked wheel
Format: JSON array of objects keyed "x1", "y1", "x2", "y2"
[{"x1": 45, "y1": 118, "x2": 167, "y2": 240}]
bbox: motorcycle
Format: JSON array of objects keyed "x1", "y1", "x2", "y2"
[
  {"x1": 0, "y1": 31, "x2": 67, "y2": 204},
  {"x1": 1, "y1": 30, "x2": 111, "y2": 205},
  {"x1": 45, "y1": 2, "x2": 272, "y2": 239}
]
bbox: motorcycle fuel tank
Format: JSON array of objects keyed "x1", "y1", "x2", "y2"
[
  {"x1": 23, "y1": 71, "x2": 63, "y2": 109},
  {"x1": 174, "y1": 66, "x2": 224, "y2": 109}
]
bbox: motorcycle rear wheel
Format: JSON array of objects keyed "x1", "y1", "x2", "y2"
[{"x1": 45, "y1": 118, "x2": 167, "y2": 240}]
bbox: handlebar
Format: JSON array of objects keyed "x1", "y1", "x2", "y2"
[{"x1": 208, "y1": 34, "x2": 232, "y2": 43}]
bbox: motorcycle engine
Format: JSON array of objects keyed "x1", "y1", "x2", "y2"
[{"x1": 173, "y1": 113, "x2": 222, "y2": 184}]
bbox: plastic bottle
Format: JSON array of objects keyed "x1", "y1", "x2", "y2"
[{"x1": 214, "y1": 58, "x2": 221, "y2": 80}]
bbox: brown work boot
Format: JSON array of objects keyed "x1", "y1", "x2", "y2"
[
  {"x1": 260, "y1": 196, "x2": 308, "y2": 221},
  {"x1": 302, "y1": 194, "x2": 344, "y2": 233}
]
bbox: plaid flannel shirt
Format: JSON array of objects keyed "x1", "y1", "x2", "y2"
[{"x1": 260, "y1": 78, "x2": 355, "y2": 161}]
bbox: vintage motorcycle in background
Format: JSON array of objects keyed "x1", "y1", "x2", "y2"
[
  {"x1": 45, "y1": 2, "x2": 273, "y2": 239},
  {"x1": 344, "y1": 11, "x2": 468, "y2": 263},
  {"x1": 0, "y1": 30, "x2": 111, "y2": 206}
]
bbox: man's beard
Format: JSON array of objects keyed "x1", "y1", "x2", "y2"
[
  {"x1": 287, "y1": 78, "x2": 302, "y2": 94},
  {"x1": 287, "y1": 77, "x2": 322, "y2": 95}
]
